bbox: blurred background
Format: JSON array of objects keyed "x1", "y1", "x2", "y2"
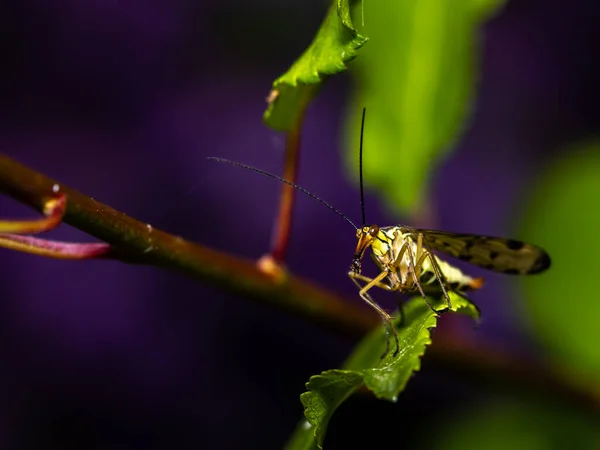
[{"x1": 1, "y1": 0, "x2": 600, "y2": 448}]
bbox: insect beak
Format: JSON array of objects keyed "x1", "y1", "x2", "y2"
[{"x1": 351, "y1": 234, "x2": 372, "y2": 274}]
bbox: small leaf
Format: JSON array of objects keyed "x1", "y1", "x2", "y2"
[
  {"x1": 263, "y1": 0, "x2": 368, "y2": 131},
  {"x1": 344, "y1": 0, "x2": 506, "y2": 214},
  {"x1": 288, "y1": 294, "x2": 476, "y2": 449},
  {"x1": 359, "y1": 301, "x2": 439, "y2": 400},
  {"x1": 344, "y1": 293, "x2": 476, "y2": 400},
  {"x1": 298, "y1": 370, "x2": 364, "y2": 449}
]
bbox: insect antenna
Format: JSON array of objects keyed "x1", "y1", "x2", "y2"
[
  {"x1": 358, "y1": 108, "x2": 367, "y2": 227},
  {"x1": 207, "y1": 157, "x2": 358, "y2": 230}
]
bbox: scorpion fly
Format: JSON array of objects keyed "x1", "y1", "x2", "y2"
[{"x1": 208, "y1": 109, "x2": 551, "y2": 357}]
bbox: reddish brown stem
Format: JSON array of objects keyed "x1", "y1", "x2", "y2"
[
  {"x1": 269, "y1": 113, "x2": 304, "y2": 264},
  {"x1": 0, "y1": 153, "x2": 599, "y2": 412},
  {"x1": 0, "y1": 154, "x2": 374, "y2": 338}
]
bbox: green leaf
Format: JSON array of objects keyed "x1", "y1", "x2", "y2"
[
  {"x1": 286, "y1": 293, "x2": 478, "y2": 449},
  {"x1": 344, "y1": 293, "x2": 479, "y2": 399},
  {"x1": 263, "y1": 0, "x2": 368, "y2": 131},
  {"x1": 344, "y1": 0, "x2": 506, "y2": 214},
  {"x1": 297, "y1": 370, "x2": 364, "y2": 449},
  {"x1": 519, "y1": 143, "x2": 600, "y2": 381}
]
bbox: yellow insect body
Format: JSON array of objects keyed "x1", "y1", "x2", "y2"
[
  {"x1": 348, "y1": 223, "x2": 549, "y2": 356},
  {"x1": 360, "y1": 225, "x2": 483, "y2": 294}
]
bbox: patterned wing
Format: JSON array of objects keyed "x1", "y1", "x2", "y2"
[{"x1": 399, "y1": 227, "x2": 551, "y2": 275}]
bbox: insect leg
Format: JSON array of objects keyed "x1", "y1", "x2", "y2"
[
  {"x1": 388, "y1": 236, "x2": 415, "y2": 288},
  {"x1": 350, "y1": 272, "x2": 395, "y2": 292},
  {"x1": 351, "y1": 277, "x2": 391, "y2": 357},
  {"x1": 402, "y1": 238, "x2": 443, "y2": 314},
  {"x1": 414, "y1": 233, "x2": 423, "y2": 280},
  {"x1": 349, "y1": 270, "x2": 400, "y2": 357},
  {"x1": 391, "y1": 292, "x2": 406, "y2": 327},
  {"x1": 368, "y1": 252, "x2": 406, "y2": 326},
  {"x1": 415, "y1": 237, "x2": 453, "y2": 311},
  {"x1": 383, "y1": 237, "x2": 436, "y2": 320}
]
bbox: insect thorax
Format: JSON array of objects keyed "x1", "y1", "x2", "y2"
[{"x1": 372, "y1": 226, "x2": 482, "y2": 293}]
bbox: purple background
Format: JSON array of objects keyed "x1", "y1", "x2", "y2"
[{"x1": 0, "y1": 0, "x2": 599, "y2": 448}]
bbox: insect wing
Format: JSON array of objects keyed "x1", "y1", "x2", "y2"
[{"x1": 399, "y1": 227, "x2": 551, "y2": 275}]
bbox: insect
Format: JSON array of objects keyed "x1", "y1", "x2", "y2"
[{"x1": 208, "y1": 109, "x2": 551, "y2": 357}]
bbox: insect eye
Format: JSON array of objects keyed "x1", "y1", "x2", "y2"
[
  {"x1": 356, "y1": 229, "x2": 361, "y2": 238},
  {"x1": 369, "y1": 225, "x2": 379, "y2": 236}
]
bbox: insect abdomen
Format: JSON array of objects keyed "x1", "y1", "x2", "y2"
[{"x1": 421, "y1": 257, "x2": 484, "y2": 293}]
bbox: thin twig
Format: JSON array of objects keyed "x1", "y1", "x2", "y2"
[
  {"x1": 0, "y1": 154, "x2": 599, "y2": 412},
  {"x1": 0, "y1": 154, "x2": 374, "y2": 337},
  {"x1": 269, "y1": 107, "x2": 305, "y2": 263}
]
